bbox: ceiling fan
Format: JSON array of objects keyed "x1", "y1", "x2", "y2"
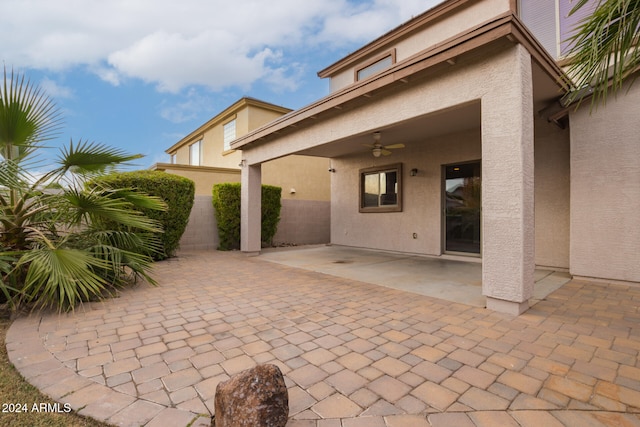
[{"x1": 363, "y1": 132, "x2": 405, "y2": 157}]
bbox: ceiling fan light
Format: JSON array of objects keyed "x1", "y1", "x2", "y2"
[{"x1": 372, "y1": 147, "x2": 382, "y2": 157}]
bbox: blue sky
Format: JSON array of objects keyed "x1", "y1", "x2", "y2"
[{"x1": 1, "y1": 0, "x2": 441, "y2": 169}]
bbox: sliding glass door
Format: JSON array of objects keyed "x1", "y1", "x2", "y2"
[{"x1": 444, "y1": 161, "x2": 481, "y2": 254}]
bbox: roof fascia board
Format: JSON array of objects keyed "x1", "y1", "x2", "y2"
[
  {"x1": 318, "y1": 0, "x2": 470, "y2": 78},
  {"x1": 234, "y1": 13, "x2": 569, "y2": 150}
]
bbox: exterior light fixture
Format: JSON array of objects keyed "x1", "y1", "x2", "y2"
[{"x1": 410, "y1": 168, "x2": 418, "y2": 176}]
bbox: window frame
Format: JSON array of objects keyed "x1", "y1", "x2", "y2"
[
  {"x1": 223, "y1": 119, "x2": 237, "y2": 152},
  {"x1": 189, "y1": 140, "x2": 202, "y2": 166},
  {"x1": 355, "y1": 49, "x2": 396, "y2": 82},
  {"x1": 359, "y1": 163, "x2": 403, "y2": 213}
]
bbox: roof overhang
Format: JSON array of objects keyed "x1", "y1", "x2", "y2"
[{"x1": 232, "y1": 12, "x2": 572, "y2": 153}]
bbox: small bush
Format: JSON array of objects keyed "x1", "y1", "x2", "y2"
[
  {"x1": 92, "y1": 171, "x2": 195, "y2": 259},
  {"x1": 212, "y1": 183, "x2": 242, "y2": 250},
  {"x1": 261, "y1": 185, "x2": 282, "y2": 246},
  {"x1": 212, "y1": 183, "x2": 281, "y2": 250}
]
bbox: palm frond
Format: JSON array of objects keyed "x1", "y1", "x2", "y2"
[
  {"x1": 58, "y1": 139, "x2": 144, "y2": 174},
  {"x1": 0, "y1": 67, "x2": 63, "y2": 160},
  {"x1": 18, "y1": 247, "x2": 111, "y2": 311},
  {"x1": 89, "y1": 243, "x2": 158, "y2": 286},
  {"x1": 0, "y1": 158, "x2": 32, "y2": 191},
  {"x1": 0, "y1": 251, "x2": 20, "y2": 309},
  {"x1": 566, "y1": 0, "x2": 640, "y2": 106},
  {"x1": 94, "y1": 185, "x2": 167, "y2": 211},
  {"x1": 62, "y1": 187, "x2": 164, "y2": 232}
]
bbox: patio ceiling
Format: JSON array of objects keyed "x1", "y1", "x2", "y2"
[
  {"x1": 294, "y1": 101, "x2": 481, "y2": 159},
  {"x1": 290, "y1": 57, "x2": 560, "y2": 160}
]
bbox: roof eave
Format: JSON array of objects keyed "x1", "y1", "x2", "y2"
[
  {"x1": 234, "y1": 13, "x2": 569, "y2": 151},
  {"x1": 317, "y1": 0, "x2": 470, "y2": 79}
]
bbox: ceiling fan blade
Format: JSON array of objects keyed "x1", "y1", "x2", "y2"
[
  {"x1": 381, "y1": 149, "x2": 392, "y2": 156},
  {"x1": 362, "y1": 143, "x2": 375, "y2": 148},
  {"x1": 384, "y1": 143, "x2": 405, "y2": 149}
]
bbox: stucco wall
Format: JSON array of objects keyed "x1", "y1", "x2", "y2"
[
  {"x1": 534, "y1": 115, "x2": 570, "y2": 269},
  {"x1": 328, "y1": 0, "x2": 513, "y2": 92},
  {"x1": 153, "y1": 164, "x2": 240, "y2": 196},
  {"x1": 569, "y1": 82, "x2": 640, "y2": 283},
  {"x1": 331, "y1": 129, "x2": 481, "y2": 254},
  {"x1": 263, "y1": 155, "x2": 331, "y2": 201},
  {"x1": 179, "y1": 195, "x2": 219, "y2": 250},
  {"x1": 177, "y1": 196, "x2": 330, "y2": 250},
  {"x1": 273, "y1": 199, "x2": 331, "y2": 245}
]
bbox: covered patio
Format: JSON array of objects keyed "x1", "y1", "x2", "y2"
[
  {"x1": 233, "y1": 10, "x2": 571, "y2": 315},
  {"x1": 260, "y1": 245, "x2": 571, "y2": 308}
]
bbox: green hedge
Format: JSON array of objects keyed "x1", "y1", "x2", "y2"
[
  {"x1": 212, "y1": 183, "x2": 281, "y2": 250},
  {"x1": 92, "y1": 171, "x2": 195, "y2": 259}
]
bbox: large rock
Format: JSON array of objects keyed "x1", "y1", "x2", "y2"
[{"x1": 213, "y1": 364, "x2": 289, "y2": 427}]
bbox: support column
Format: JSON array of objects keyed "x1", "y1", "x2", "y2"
[
  {"x1": 481, "y1": 44, "x2": 535, "y2": 315},
  {"x1": 241, "y1": 162, "x2": 262, "y2": 255}
]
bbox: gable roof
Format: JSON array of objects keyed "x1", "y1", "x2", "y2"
[{"x1": 166, "y1": 97, "x2": 291, "y2": 154}]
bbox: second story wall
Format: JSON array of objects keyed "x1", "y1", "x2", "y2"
[
  {"x1": 167, "y1": 98, "x2": 291, "y2": 169},
  {"x1": 323, "y1": 0, "x2": 513, "y2": 93}
]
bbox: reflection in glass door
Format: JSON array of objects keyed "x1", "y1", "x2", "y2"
[{"x1": 444, "y1": 162, "x2": 481, "y2": 254}]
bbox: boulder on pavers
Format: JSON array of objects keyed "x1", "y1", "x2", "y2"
[{"x1": 213, "y1": 364, "x2": 288, "y2": 427}]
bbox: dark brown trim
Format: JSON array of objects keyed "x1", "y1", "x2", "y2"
[
  {"x1": 233, "y1": 13, "x2": 570, "y2": 151},
  {"x1": 318, "y1": 0, "x2": 470, "y2": 78}
]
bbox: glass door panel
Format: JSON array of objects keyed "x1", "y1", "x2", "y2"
[{"x1": 444, "y1": 162, "x2": 481, "y2": 254}]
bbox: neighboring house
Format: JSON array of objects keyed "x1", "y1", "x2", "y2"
[
  {"x1": 152, "y1": 97, "x2": 330, "y2": 249},
  {"x1": 232, "y1": 0, "x2": 640, "y2": 315}
]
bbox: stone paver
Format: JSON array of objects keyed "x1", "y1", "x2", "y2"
[{"x1": 5, "y1": 249, "x2": 640, "y2": 426}]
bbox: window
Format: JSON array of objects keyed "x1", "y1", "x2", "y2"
[
  {"x1": 360, "y1": 163, "x2": 402, "y2": 213},
  {"x1": 189, "y1": 140, "x2": 201, "y2": 166},
  {"x1": 356, "y1": 50, "x2": 396, "y2": 81},
  {"x1": 223, "y1": 119, "x2": 236, "y2": 151}
]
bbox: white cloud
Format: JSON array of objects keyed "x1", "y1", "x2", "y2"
[
  {"x1": 1, "y1": 0, "x2": 441, "y2": 93},
  {"x1": 159, "y1": 88, "x2": 215, "y2": 124},
  {"x1": 39, "y1": 77, "x2": 74, "y2": 99}
]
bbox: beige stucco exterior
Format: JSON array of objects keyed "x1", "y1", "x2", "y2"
[
  {"x1": 162, "y1": 98, "x2": 330, "y2": 202},
  {"x1": 322, "y1": 0, "x2": 514, "y2": 92},
  {"x1": 569, "y1": 80, "x2": 640, "y2": 283},
  {"x1": 142, "y1": 0, "x2": 640, "y2": 316},
  {"x1": 154, "y1": 97, "x2": 332, "y2": 249},
  {"x1": 162, "y1": 97, "x2": 330, "y2": 201},
  {"x1": 152, "y1": 164, "x2": 241, "y2": 196},
  {"x1": 231, "y1": 0, "x2": 639, "y2": 315}
]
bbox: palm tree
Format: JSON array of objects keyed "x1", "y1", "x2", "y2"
[
  {"x1": 565, "y1": 0, "x2": 640, "y2": 106},
  {"x1": 0, "y1": 68, "x2": 165, "y2": 311}
]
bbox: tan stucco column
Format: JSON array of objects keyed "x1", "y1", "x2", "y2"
[
  {"x1": 241, "y1": 162, "x2": 262, "y2": 255},
  {"x1": 481, "y1": 44, "x2": 535, "y2": 315}
]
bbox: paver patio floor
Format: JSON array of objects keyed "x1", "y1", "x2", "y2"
[{"x1": 6, "y1": 249, "x2": 640, "y2": 426}]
